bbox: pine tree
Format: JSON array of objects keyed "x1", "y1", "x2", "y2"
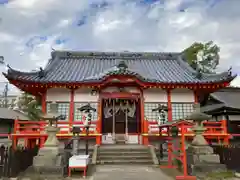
[
  {"x1": 14, "y1": 92, "x2": 42, "y2": 120},
  {"x1": 183, "y1": 41, "x2": 220, "y2": 73}
]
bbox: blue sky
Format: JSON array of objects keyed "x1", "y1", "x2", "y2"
[{"x1": 0, "y1": 0, "x2": 240, "y2": 94}]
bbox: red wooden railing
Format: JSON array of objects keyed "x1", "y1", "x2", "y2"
[
  {"x1": 12, "y1": 119, "x2": 228, "y2": 137},
  {"x1": 146, "y1": 119, "x2": 228, "y2": 135},
  {"x1": 13, "y1": 120, "x2": 99, "y2": 135}
]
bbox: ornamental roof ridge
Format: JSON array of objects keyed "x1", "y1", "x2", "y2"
[{"x1": 51, "y1": 50, "x2": 181, "y2": 60}]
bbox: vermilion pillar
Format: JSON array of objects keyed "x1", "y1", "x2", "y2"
[
  {"x1": 194, "y1": 90, "x2": 198, "y2": 103},
  {"x1": 140, "y1": 89, "x2": 148, "y2": 145},
  {"x1": 167, "y1": 89, "x2": 172, "y2": 121},
  {"x1": 40, "y1": 91, "x2": 46, "y2": 148},
  {"x1": 69, "y1": 89, "x2": 75, "y2": 125},
  {"x1": 41, "y1": 91, "x2": 46, "y2": 113},
  {"x1": 167, "y1": 89, "x2": 173, "y2": 167},
  {"x1": 96, "y1": 98, "x2": 102, "y2": 145}
]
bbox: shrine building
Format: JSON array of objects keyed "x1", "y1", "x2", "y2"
[{"x1": 3, "y1": 51, "x2": 236, "y2": 145}]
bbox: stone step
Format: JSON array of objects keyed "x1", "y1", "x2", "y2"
[
  {"x1": 98, "y1": 152, "x2": 150, "y2": 156},
  {"x1": 98, "y1": 148, "x2": 149, "y2": 152},
  {"x1": 99, "y1": 145, "x2": 148, "y2": 149},
  {"x1": 98, "y1": 155, "x2": 152, "y2": 160},
  {"x1": 98, "y1": 151, "x2": 150, "y2": 155},
  {"x1": 96, "y1": 159, "x2": 154, "y2": 164}
]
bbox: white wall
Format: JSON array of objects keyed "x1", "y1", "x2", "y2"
[
  {"x1": 228, "y1": 115, "x2": 240, "y2": 121},
  {"x1": 46, "y1": 87, "x2": 99, "y2": 102},
  {"x1": 46, "y1": 88, "x2": 71, "y2": 102},
  {"x1": 143, "y1": 88, "x2": 167, "y2": 102},
  {"x1": 46, "y1": 87, "x2": 195, "y2": 103},
  {"x1": 171, "y1": 89, "x2": 194, "y2": 102},
  {"x1": 74, "y1": 88, "x2": 99, "y2": 102}
]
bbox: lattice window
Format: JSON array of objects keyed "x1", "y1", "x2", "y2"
[
  {"x1": 144, "y1": 102, "x2": 167, "y2": 122},
  {"x1": 172, "y1": 103, "x2": 194, "y2": 120},
  {"x1": 46, "y1": 102, "x2": 70, "y2": 121},
  {"x1": 74, "y1": 102, "x2": 98, "y2": 121}
]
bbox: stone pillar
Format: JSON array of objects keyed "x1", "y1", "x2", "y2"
[{"x1": 72, "y1": 136, "x2": 79, "y2": 155}]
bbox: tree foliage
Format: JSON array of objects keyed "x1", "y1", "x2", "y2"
[
  {"x1": 183, "y1": 41, "x2": 220, "y2": 73},
  {"x1": 14, "y1": 92, "x2": 42, "y2": 120}
]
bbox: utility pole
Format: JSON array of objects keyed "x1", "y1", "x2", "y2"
[
  {"x1": 3, "y1": 82, "x2": 8, "y2": 108},
  {"x1": 0, "y1": 56, "x2": 9, "y2": 108}
]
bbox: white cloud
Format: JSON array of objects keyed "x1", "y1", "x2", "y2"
[
  {"x1": 7, "y1": 0, "x2": 56, "y2": 10},
  {"x1": 0, "y1": 0, "x2": 240, "y2": 95},
  {"x1": 0, "y1": 32, "x2": 16, "y2": 42}
]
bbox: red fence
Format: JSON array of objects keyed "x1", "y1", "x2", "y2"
[
  {"x1": 147, "y1": 120, "x2": 227, "y2": 135},
  {"x1": 13, "y1": 120, "x2": 99, "y2": 135}
]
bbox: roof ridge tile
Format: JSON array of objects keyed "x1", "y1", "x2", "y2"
[{"x1": 52, "y1": 50, "x2": 181, "y2": 60}]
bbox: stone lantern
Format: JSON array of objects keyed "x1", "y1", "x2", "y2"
[
  {"x1": 152, "y1": 104, "x2": 168, "y2": 160},
  {"x1": 185, "y1": 103, "x2": 226, "y2": 176},
  {"x1": 71, "y1": 126, "x2": 81, "y2": 155},
  {"x1": 78, "y1": 103, "x2": 96, "y2": 155},
  {"x1": 40, "y1": 102, "x2": 64, "y2": 147},
  {"x1": 32, "y1": 101, "x2": 65, "y2": 176},
  {"x1": 185, "y1": 103, "x2": 211, "y2": 146},
  {"x1": 152, "y1": 104, "x2": 168, "y2": 126}
]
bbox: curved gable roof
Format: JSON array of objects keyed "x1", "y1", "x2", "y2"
[{"x1": 3, "y1": 50, "x2": 236, "y2": 84}]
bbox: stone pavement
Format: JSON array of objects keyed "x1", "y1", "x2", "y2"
[{"x1": 91, "y1": 165, "x2": 174, "y2": 180}]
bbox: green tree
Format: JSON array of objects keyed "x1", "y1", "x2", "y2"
[
  {"x1": 14, "y1": 92, "x2": 42, "y2": 120},
  {"x1": 183, "y1": 41, "x2": 220, "y2": 73}
]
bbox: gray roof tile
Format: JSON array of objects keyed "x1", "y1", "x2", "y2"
[
  {"x1": 0, "y1": 108, "x2": 29, "y2": 120},
  {"x1": 201, "y1": 87, "x2": 240, "y2": 113},
  {"x1": 3, "y1": 51, "x2": 236, "y2": 84}
]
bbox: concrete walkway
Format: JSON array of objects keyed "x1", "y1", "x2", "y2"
[{"x1": 92, "y1": 165, "x2": 174, "y2": 180}]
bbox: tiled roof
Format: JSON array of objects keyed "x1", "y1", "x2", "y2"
[
  {"x1": 201, "y1": 87, "x2": 240, "y2": 113},
  {"x1": 0, "y1": 108, "x2": 29, "y2": 120},
  {"x1": 3, "y1": 51, "x2": 236, "y2": 84}
]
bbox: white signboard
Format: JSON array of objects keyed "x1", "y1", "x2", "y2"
[{"x1": 69, "y1": 155, "x2": 90, "y2": 167}]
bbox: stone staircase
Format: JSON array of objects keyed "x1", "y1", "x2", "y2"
[{"x1": 96, "y1": 145, "x2": 156, "y2": 165}]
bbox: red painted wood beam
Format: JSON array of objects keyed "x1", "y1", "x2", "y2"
[
  {"x1": 41, "y1": 92, "x2": 46, "y2": 113},
  {"x1": 167, "y1": 89, "x2": 172, "y2": 122},
  {"x1": 7, "y1": 76, "x2": 232, "y2": 93},
  {"x1": 69, "y1": 89, "x2": 74, "y2": 125},
  {"x1": 96, "y1": 98, "x2": 102, "y2": 145},
  {"x1": 194, "y1": 90, "x2": 198, "y2": 103},
  {"x1": 140, "y1": 89, "x2": 149, "y2": 145}
]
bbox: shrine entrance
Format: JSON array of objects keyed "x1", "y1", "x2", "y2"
[{"x1": 101, "y1": 93, "x2": 141, "y2": 144}]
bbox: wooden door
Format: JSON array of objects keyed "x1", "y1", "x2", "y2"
[{"x1": 115, "y1": 110, "x2": 125, "y2": 134}]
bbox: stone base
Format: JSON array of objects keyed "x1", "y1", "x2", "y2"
[
  {"x1": 33, "y1": 144, "x2": 65, "y2": 167},
  {"x1": 186, "y1": 144, "x2": 227, "y2": 177},
  {"x1": 25, "y1": 146, "x2": 66, "y2": 179},
  {"x1": 33, "y1": 153, "x2": 63, "y2": 167},
  {"x1": 187, "y1": 145, "x2": 214, "y2": 154},
  {"x1": 191, "y1": 163, "x2": 226, "y2": 174},
  {"x1": 19, "y1": 165, "x2": 65, "y2": 180},
  {"x1": 189, "y1": 163, "x2": 227, "y2": 180}
]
